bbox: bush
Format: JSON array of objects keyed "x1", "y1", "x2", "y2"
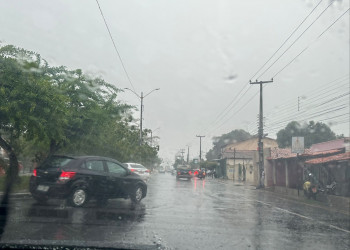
[{"x1": 0, "y1": 175, "x2": 31, "y2": 193}]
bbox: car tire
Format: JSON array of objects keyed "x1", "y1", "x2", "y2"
[
  {"x1": 131, "y1": 185, "x2": 144, "y2": 203},
  {"x1": 69, "y1": 187, "x2": 88, "y2": 207}
]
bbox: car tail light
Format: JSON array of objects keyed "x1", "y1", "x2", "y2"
[
  {"x1": 177, "y1": 172, "x2": 180, "y2": 175},
  {"x1": 59, "y1": 171, "x2": 76, "y2": 181},
  {"x1": 189, "y1": 171, "x2": 192, "y2": 175},
  {"x1": 33, "y1": 169, "x2": 37, "y2": 177},
  {"x1": 130, "y1": 169, "x2": 135, "y2": 172},
  {"x1": 194, "y1": 171, "x2": 198, "y2": 175},
  {"x1": 145, "y1": 169, "x2": 150, "y2": 173}
]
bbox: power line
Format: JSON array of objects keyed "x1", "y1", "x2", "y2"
[
  {"x1": 272, "y1": 7, "x2": 350, "y2": 78},
  {"x1": 202, "y1": 85, "x2": 252, "y2": 136},
  {"x1": 95, "y1": 0, "x2": 136, "y2": 92},
  {"x1": 265, "y1": 89, "x2": 349, "y2": 124},
  {"x1": 198, "y1": 1, "x2": 340, "y2": 140},
  {"x1": 258, "y1": 0, "x2": 336, "y2": 79},
  {"x1": 249, "y1": 0, "x2": 324, "y2": 81},
  {"x1": 254, "y1": 75, "x2": 349, "y2": 128}
]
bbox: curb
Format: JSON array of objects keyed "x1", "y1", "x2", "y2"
[{"x1": 0, "y1": 191, "x2": 31, "y2": 199}]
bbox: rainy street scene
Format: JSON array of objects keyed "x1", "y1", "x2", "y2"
[
  {"x1": 0, "y1": 0, "x2": 349, "y2": 249},
  {"x1": 1, "y1": 173, "x2": 350, "y2": 250}
]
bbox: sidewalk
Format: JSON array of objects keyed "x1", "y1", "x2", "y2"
[{"x1": 263, "y1": 186, "x2": 350, "y2": 215}]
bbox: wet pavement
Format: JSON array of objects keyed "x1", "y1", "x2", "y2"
[{"x1": 1, "y1": 173, "x2": 349, "y2": 249}]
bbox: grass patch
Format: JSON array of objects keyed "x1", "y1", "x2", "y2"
[{"x1": 0, "y1": 175, "x2": 31, "y2": 193}]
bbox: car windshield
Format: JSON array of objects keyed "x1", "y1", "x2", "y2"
[{"x1": 0, "y1": 1, "x2": 349, "y2": 250}]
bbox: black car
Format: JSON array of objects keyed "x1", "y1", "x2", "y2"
[
  {"x1": 176, "y1": 168, "x2": 192, "y2": 180},
  {"x1": 30, "y1": 155, "x2": 147, "y2": 207}
]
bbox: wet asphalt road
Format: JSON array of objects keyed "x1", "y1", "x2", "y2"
[{"x1": 1, "y1": 173, "x2": 349, "y2": 249}]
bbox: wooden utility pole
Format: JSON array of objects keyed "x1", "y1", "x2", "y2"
[
  {"x1": 196, "y1": 135, "x2": 205, "y2": 166},
  {"x1": 250, "y1": 79, "x2": 273, "y2": 188},
  {"x1": 180, "y1": 149, "x2": 185, "y2": 165}
]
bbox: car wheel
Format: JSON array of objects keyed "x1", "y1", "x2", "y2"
[
  {"x1": 69, "y1": 187, "x2": 88, "y2": 207},
  {"x1": 131, "y1": 185, "x2": 144, "y2": 203}
]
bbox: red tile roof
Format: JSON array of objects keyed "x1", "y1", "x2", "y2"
[
  {"x1": 268, "y1": 148, "x2": 312, "y2": 160},
  {"x1": 268, "y1": 148, "x2": 343, "y2": 160},
  {"x1": 305, "y1": 152, "x2": 350, "y2": 165}
]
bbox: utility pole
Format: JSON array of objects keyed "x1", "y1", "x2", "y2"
[
  {"x1": 140, "y1": 92, "x2": 144, "y2": 146},
  {"x1": 124, "y1": 88, "x2": 160, "y2": 146},
  {"x1": 187, "y1": 146, "x2": 190, "y2": 164},
  {"x1": 250, "y1": 79, "x2": 273, "y2": 188},
  {"x1": 196, "y1": 135, "x2": 205, "y2": 167},
  {"x1": 180, "y1": 149, "x2": 185, "y2": 165}
]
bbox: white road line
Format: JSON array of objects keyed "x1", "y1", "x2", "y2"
[{"x1": 235, "y1": 192, "x2": 350, "y2": 234}]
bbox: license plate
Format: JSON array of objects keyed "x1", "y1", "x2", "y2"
[{"x1": 37, "y1": 185, "x2": 49, "y2": 192}]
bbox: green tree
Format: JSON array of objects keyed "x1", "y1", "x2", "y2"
[
  {"x1": 0, "y1": 45, "x2": 160, "y2": 181},
  {"x1": 206, "y1": 129, "x2": 252, "y2": 161},
  {"x1": 0, "y1": 45, "x2": 69, "y2": 197},
  {"x1": 276, "y1": 121, "x2": 337, "y2": 148}
]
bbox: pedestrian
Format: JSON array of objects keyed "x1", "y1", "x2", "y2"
[
  {"x1": 243, "y1": 166, "x2": 246, "y2": 181},
  {"x1": 261, "y1": 170, "x2": 265, "y2": 188}
]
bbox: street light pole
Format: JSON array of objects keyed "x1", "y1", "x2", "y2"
[
  {"x1": 140, "y1": 92, "x2": 143, "y2": 146},
  {"x1": 124, "y1": 88, "x2": 160, "y2": 146}
]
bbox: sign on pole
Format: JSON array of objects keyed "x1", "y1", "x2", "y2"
[{"x1": 292, "y1": 137, "x2": 304, "y2": 154}]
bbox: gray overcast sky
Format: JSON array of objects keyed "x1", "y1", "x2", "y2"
[{"x1": 1, "y1": 0, "x2": 349, "y2": 163}]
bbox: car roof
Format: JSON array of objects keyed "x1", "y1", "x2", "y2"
[{"x1": 51, "y1": 155, "x2": 123, "y2": 163}]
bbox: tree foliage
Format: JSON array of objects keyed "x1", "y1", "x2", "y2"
[
  {"x1": 276, "y1": 121, "x2": 337, "y2": 148},
  {"x1": 0, "y1": 45, "x2": 159, "y2": 182},
  {"x1": 206, "y1": 129, "x2": 252, "y2": 161}
]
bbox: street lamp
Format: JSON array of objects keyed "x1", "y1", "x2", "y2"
[{"x1": 124, "y1": 88, "x2": 160, "y2": 145}]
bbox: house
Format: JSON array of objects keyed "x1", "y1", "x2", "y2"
[
  {"x1": 266, "y1": 138, "x2": 350, "y2": 197},
  {"x1": 219, "y1": 137, "x2": 278, "y2": 185}
]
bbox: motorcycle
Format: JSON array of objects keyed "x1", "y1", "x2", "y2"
[
  {"x1": 197, "y1": 170, "x2": 206, "y2": 179},
  {"x1": 319, "y1": 181, "x2": 337, "y2": 195}
]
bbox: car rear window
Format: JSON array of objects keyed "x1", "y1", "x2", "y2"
[
  {"x1": 39, "y1": 156, "x2": 74, "y2": 169},
  {"x1": 130, "y1": 164, "x2": 145, "y2": 169}
]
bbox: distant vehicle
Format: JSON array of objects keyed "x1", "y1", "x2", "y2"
[
  {"x1": 197, "y1": 169, "x2": 206, "y2": 179},
  {"x1": 30, "y1": 155, "x2": 147, "y2": 207},
  {"x1": 176, "y1": 166, "x2": 192, "y2": 180},
  {"x1": 124, "y1": 163, "x2": 151, "y2": 182},
  {"x1": 159, "y1": 168, "x2": 166, "y2": 173},
  {"x1": 192, "y1": 169, "x2": 200, "y2": 177}
]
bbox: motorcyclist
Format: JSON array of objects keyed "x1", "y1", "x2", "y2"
[{"x1": 303, "y1": 173, "x2": 317, "y2": 200}]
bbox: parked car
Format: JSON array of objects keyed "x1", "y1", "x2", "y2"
[
  {"x1": 176, "y1": 168, "x2": 192, "y2": 180},
  {"x1": 29, "y1": 155, "x2": 147, "y2": 207},
  {"x1": 123, "y1": 163, "x2": 151, "y2": 181}
]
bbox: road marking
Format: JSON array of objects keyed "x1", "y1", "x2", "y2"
[{"x1": 227, "y1": 189, "x2": 350, "y2": 234}]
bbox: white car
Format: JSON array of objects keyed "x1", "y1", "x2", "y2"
[{"x1": 124, "y1": 163, "x2": 150, "y2": 182}]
